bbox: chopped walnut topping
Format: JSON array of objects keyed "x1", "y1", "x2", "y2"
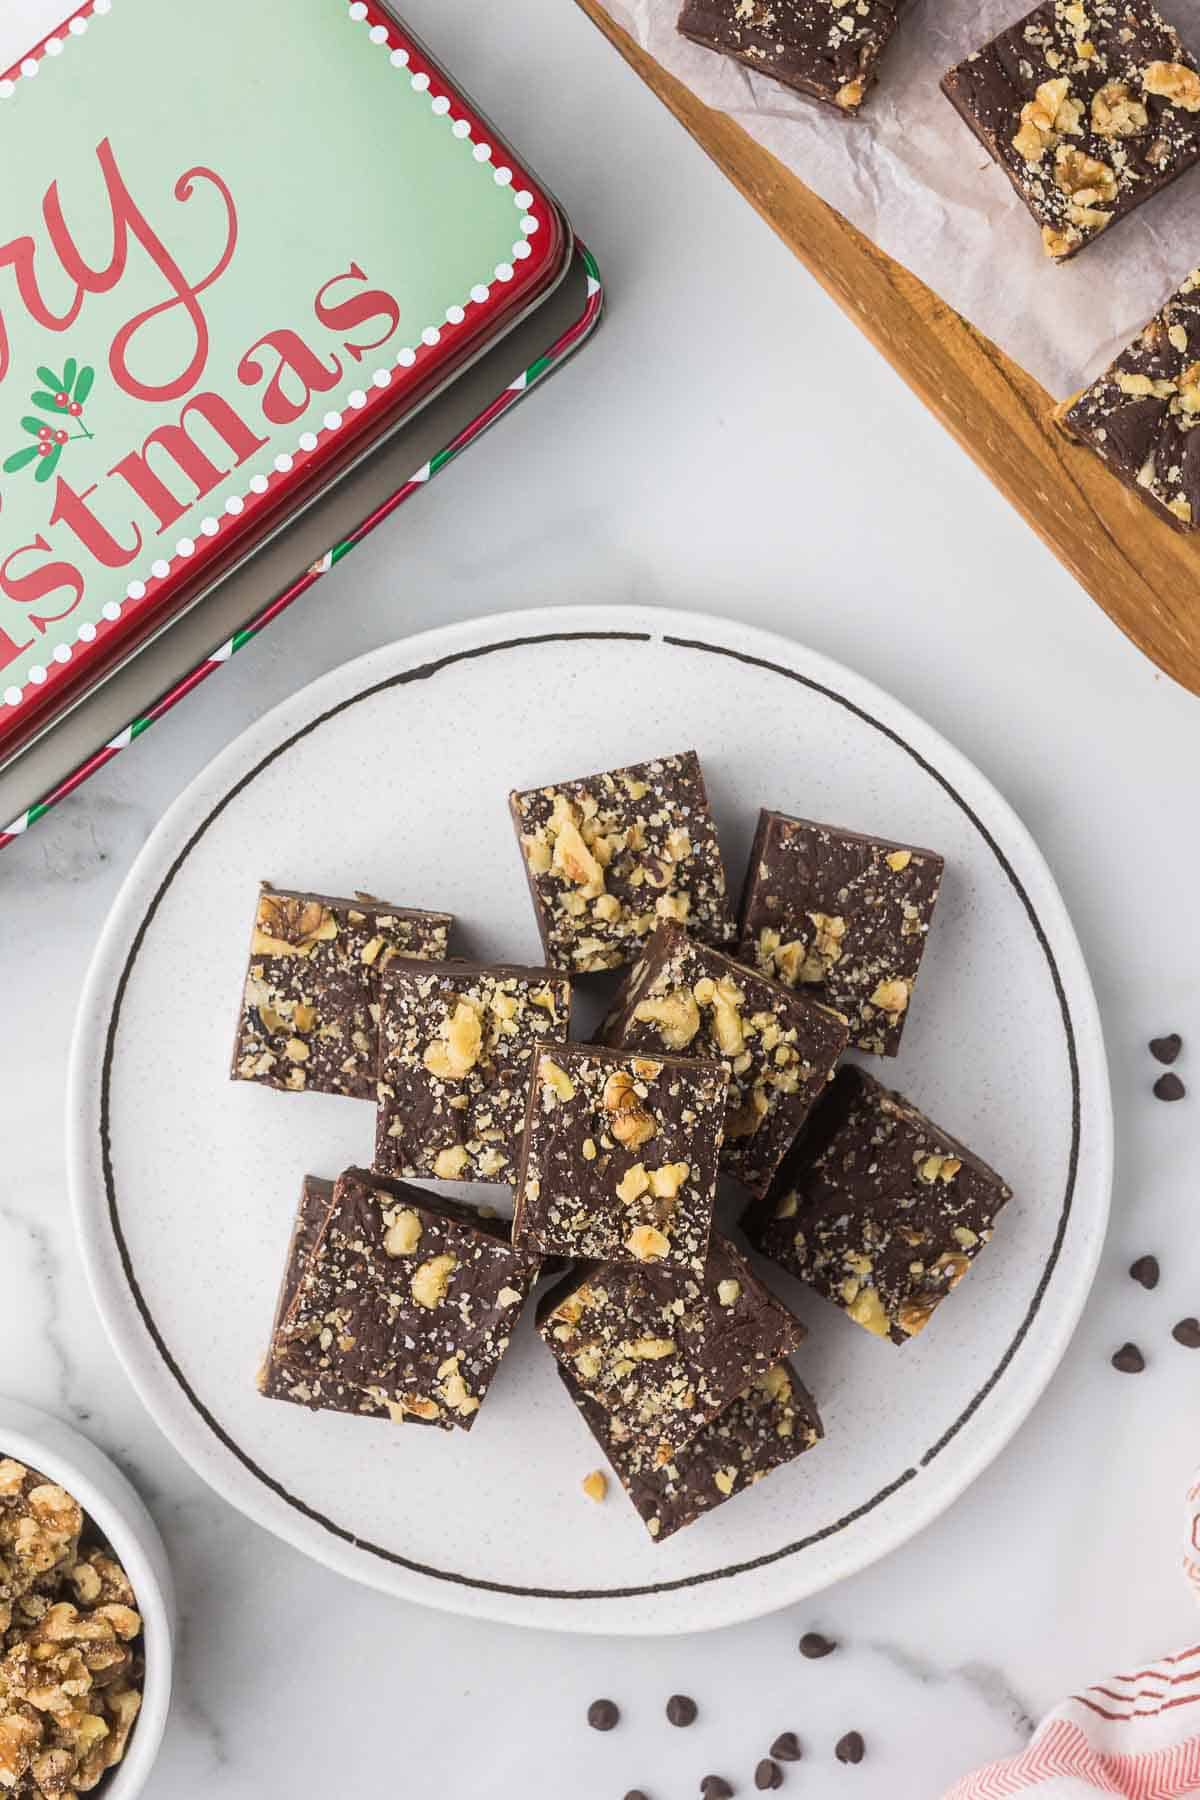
[
  {"x1": 424, "y1": 1000, "x2": 483, "y2": 1079},
  {"x1": 603, "y1": 1070, "x2": 658, "y2": 1151},
  {"x1": 1012, "y1": 75, "x2": 1082, "y2": 160},
  {"x1": 847, "y1": 1285, "x2": 890, "y2": 1337},
  {"x1": 540, "y1": 1057, "x2": 577, "y2": 1102},
  {"x1": 1143, "y1": 60, "x2": 1200, "y2": 110},
  {"x1": 869, "y1": 977, "x2": 911, "y2": 1017},
  {"x1": 1090, "y1": 80, "x2": 1148, "y2": 137},
  {"x1": 647, "y1": 1161, "x2": 689, "y2": 1200},
  {"x1": 383, "y1": 1209, "x2": 424, "y2": 1256},
  {"x1": 632, "y1": 989, "x2": 700, "y2": 1050},
  {"x1": 627, "y1": 1225, "x2": 671, "y2": 1262},
  {"x1": 251, "y1": 893, "x2": 338, "y2": 957},
  {"x1": 411, "y1": 1254, "x2": 457, "y2": 1309},
  {"x1": 1054, "y1": 143, "x2": 1117, "y2": 206},
  {"x1": 581, "y1": 1470, "x2": 608, "y2": 1503}
]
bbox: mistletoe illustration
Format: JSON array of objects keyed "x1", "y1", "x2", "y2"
[{"x1": 4, "y1": 359, "x2": 95, "y2": 484}]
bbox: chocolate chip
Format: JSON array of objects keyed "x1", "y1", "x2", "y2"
[
  {"x1": 770, "y1": 1733, "x2": 802, "y2": 1762},
  {"x1": 1150, "y1": 1033, "x2": 1182, "y2": 1065},
  {"x1": 1130, "y1": 1255, "x2": 1160, "y2": 1290},
  {"x1": 700, "y1": 1780, "x2": 734, "y2": 1799},
  {"x1": 1154, "y1": 1073, "x2": 1186, "y2": 1102},
  {"x1": 588, "y1": 1699, "x2": 620, "y2": 1731},
  {"x1": 755, "y1": 1760, "x2": 783, "y2": 1790},
  {"x1": 799, "y1": 1631, "x2": 836, "y2": 1658},
  {"x1": 666, "y1": 1694, "x2": 698, "y2": 1727},
  {"x1": 1111, "y1": 1342, "x2": 1145, "y2": 1373},
  {"x1": 624, "y1": 1792, "x2": 650, "y2": 1800},
  {"x1": 1173, "y1": 1318, "x2": 1200, "y2": 1348},
  {"x1": 835, "y1": 1732, "x2": 865, "y2": 1765}
]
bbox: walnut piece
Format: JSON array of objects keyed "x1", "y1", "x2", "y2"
[
  {"x1": 631, "y1": 989, "x2": 700, "y2": 1050},
  {"x1": 423, "y1": 1000, "x2": 483, "y2": 1080},
  {"x1": 0, "y1": 1467, "x2": 82, "y2": 1605},
  {"x1": 1012, "y1": 76, "x2": 1082, "y2": 160},
  {"x1": 383, "y1": 1209, "x2": 423, "y2": 1257},
  {"x1": 1143, "y1": 60, "x2": 1200, "y2": 111},
  {"x1": 1054, "y1": 144, "x2": 1117, "y2": 205},
  {"x1": 1090, "y1": 80, "x2": 1148, "y2": 137},
  {"x1": 539, "y1": 1057, "x2": 577, "y2": 1102},
  {"x1": 411, "y1": 1254, "x2": 457, "y2": 1309},
  {"x1": 603, "y1": 1069, "x2": 658, "y2": 1150},
  {"x1": 627, "y1": 1224, "x2": 670, "y2": 1262},
  {"x1": 251, "y1": 893, "x2": 338, "y2": 957}
]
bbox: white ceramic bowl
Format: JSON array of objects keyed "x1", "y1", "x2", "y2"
[{"x1": 0, "y1": 1396, "x2": 174, "y2": 1800}]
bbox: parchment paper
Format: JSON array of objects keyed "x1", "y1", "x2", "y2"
[{"x1": 599, "y1": 0, "x2": 1200, "y2": 396}]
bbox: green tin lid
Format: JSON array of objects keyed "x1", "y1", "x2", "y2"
[{"x1": 0, "y1": 0, "x2": 561, "y2": 748}]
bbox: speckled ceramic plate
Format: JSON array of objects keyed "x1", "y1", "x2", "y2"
[{"x1": 67, "y1": 605, "x2": 1112, "y2": 1633}]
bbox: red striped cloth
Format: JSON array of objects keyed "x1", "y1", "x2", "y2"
[{"x1": 944, "y1": 1483, "x2": 1200, "y2": 1797}]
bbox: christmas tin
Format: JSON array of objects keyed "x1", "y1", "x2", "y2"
[{"x1": 0, "y1": 0, "x2": 567, "y2": 758}]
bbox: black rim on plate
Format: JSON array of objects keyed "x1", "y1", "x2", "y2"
[{"x1": 98, "y1": 629, "x2": 1081, "y2": 1601}]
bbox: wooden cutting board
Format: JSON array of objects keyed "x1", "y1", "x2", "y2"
[{"x1": 575, "y1": 0, "x2": 1200, "y2": 694}]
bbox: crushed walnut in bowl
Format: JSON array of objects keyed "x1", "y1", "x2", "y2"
[
  {"x1": 0, "y1": 1459, "x2": 144, "y2": 1798},
  {"x1": 0, "y1": 1403, "x2": 173, "y2": 1800}
]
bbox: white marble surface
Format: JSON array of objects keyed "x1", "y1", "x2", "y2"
[{"x1": 2, "y1": 1, "x2": 1199, "y2": 1795}]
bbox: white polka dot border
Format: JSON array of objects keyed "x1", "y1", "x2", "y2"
[{"x1": 0, "y1": 2, "x2": 110, "y2": 106}]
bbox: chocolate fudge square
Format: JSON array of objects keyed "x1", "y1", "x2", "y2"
[
  {"x1": 231, "y1": 884, "x2": 452, "y2": 1099},
  {"x1": 600, "y1": 921, "x2": 848, "y2": 1199},
  {"x1": 678, "y1": 0, "x2": 912, "y2": 116},
  {"x1": 261, "y1": 1168, "x2": 539, "y2": 1427},
  {"x1": 738, "y1": 810, "x2": 943, "y2": 1057},
  {"x1": 512, "y1": 1044, "x2": 728, "y2": 1274},
  {"x1": 1057, "y1": 266, "x2": 1200, "y2": 529},
  {"x1": 559, "y1": 1358, "x2": 823, "y2": 1542},
  {"x1": 375, "y1": 959, "x2": 571, "y2": 1185},
  {"x1": 509, "y1": 750, "x2": 735, "y2": 975},
  {"x1": 744, "y1": 1066, "x2": 1013, "y2": 1345},
  {"x1": 942, "y1": 2, "x2": 1200, "y2": 262},
  {"x1": 537, "y1": 1233, "x2": 807, "y2": 1463}
]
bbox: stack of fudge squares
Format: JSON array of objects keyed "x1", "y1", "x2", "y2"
[
  {"x1": 233, "y1": 750, "x2": 1012, "y2": 1544},
  {"x1": 677, "y1": 1, "x2": 1200, "y2": 532}
]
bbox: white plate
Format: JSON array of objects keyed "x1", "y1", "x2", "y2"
[{"x1": 68, "y1": 605, "x2": 1111, "y2": 1634}]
